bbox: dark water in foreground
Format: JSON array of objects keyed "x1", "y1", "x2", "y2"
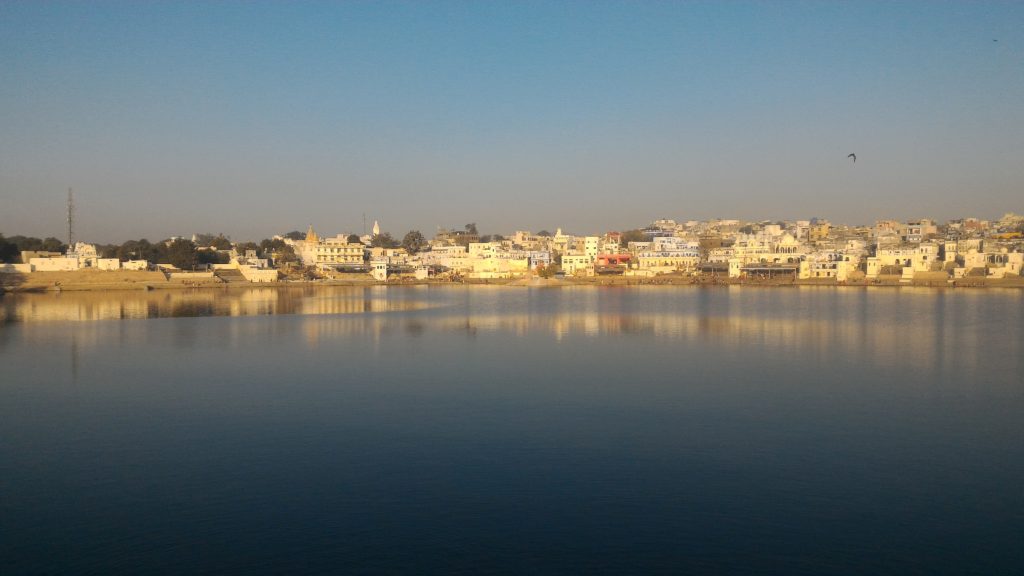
[{"x1": 1, "y1": 286, "x2": 1022, "y2": 575}]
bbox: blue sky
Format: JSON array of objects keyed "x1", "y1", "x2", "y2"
[{"x1": 1, "y1": 1, "x2": 1022, "y2": 242}]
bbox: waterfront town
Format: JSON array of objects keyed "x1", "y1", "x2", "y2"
[{"x1": 2, "y1": 213, "x2": 1024, "y2": 289}]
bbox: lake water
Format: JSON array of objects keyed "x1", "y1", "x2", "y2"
[{"x1": 1, "y1": 286, "x2": 1022, "y2": 574}]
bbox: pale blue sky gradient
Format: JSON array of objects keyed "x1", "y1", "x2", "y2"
[{"x1": 1, "y1": 1, "x2": 1022, "y2": 242}]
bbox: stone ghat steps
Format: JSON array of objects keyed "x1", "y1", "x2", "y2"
[{"x1": 214, "y1": 269, "x2": 249, "y2": 283}]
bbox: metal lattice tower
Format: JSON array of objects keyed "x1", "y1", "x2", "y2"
[{"x1": 66, "y1": 187, "x2": 74, "y2": 252}]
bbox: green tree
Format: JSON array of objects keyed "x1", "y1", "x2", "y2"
[
  {"x1": 41, "y1": 237, "x2": 66, "y2": 253},
  {"x1": 370, "y1": 232, "x2": 399, "y2": 248},
  {"x1": 95, "y1": 243, "x2": 119, "y2": 259},
  {"x1": 193, "y1": 233, "x2": 216, "y2": 246},
  {"x1": 0, "y1": 234, "x2": 19, "y2": 262},
  {"x1": 164, "y1": 239, "x2": 198, "y2": 269},
  {"x1": 346, "y1": 234, "x2": 361, "y2": 244},
  {"x1": 5, "y1": 235, "x2": 37, "y2": 252},
  {"x1": 620, "y1": 229, "x2": 646, "y2": 243},
  {"x1": 465, "y1": 223, "x2": 478, "y2": 235},
  {"x1": 260, "y1": 238, "x2": 297, "y2": 264},
  {"x1": 5, "y1": 235, "x2": 66, "y2": 254},
  {"x1": 402, "y1": 230, "x2": 427, "y2": 254},
  {"x1": 283, "y1": 230, "x2": 305, "y2": 241},
  {"x1": 536, "y1": 263, "x2": 560, "y2": 278},
  {"x1": 197, "y1": 250, "x2": 229, "y2": 265},
  {"x1": 116, "y1": 239, "x2": 161, "y2": 262},
  {"x1": 210, "y1": 235, "x2": 233, "y2": 250},
  {"x1": 235, "y1": 241, "x2": 258, "y2": 255},
  {"x1": 537, "y1": 230, "x2": 552, "y2": 237},
  {"x1": 259, "y1": 238, "x2": 282, "y2": 254},
  {"x1": 275, "y1": 244, "x2": 298, "y2": 264}
]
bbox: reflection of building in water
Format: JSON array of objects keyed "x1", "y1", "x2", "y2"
[
  {"x1": 5, "y1": 287, "x2": 1019, "y2": 380},
  {"x1": 228, "y1": 288, "x2": 281, "y2": 317},
  {"x1": 1, "y1": 287, "x2": 436, "y2": 324}
]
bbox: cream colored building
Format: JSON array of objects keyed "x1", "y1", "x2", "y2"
[
  {"x1": 561, "y1": 253, "x2": 593, "y2": 276},
  {"x1": 297, "y1": 226, "x2": 365, "y2": 267},
  {"x1": 711, "y1": 233, "x2": 807, "y2": 266},
  {"x1": 30, "y1": 257, "x2": 80, "y2": 271},
  {"x1": 467, "y1": 255, "x2": 530, "y2": 279},
  {"x1": 799, "y1": 253, "x2": 858, "y2": 281},
  {"x1": 419, "y1": 245, "x2": 470, "y2": 271},
  {"x1": 637, "y1": 238, "x2": 701, "y2": 273},
  {"x1": 963, "y1": 249, "x2": 1024, "y2": 277},
  {"x1": 636, "y1": 251, "x2": 700, "y2": 274},
  {"x1": 875, "y1": 243, "x2": 940, "y2": 272},
  {"x1": 461, "y1": 242, "x2": 531, "y2": 278},
  {"x1": 122, "y1": 260, "x2": 149, "y2": 271}
]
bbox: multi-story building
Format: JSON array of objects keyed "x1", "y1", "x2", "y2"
[
  {"x1": 296, "y1": 226, "x2": 365, "y2": 268},
  {"x1": 561, "y1": 253, "x2": 593, "y2": 276}
]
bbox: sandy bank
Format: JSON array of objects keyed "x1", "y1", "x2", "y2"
[{"x1": 3, "y1": 269, "x2": 1023, "y2": 292}]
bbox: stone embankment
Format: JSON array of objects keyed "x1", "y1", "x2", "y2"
[{"x1": 2, "y1": 269, "x2": 1023, "y2": 292}]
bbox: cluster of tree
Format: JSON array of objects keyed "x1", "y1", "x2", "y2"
[
  {"x1": 258, "y1": 238, "x2": 298, "y2": 263},
  {"x1": 362, "y1": 230, "x2": 423, "y2": 253},
  {"x1": 402, "y1": 230, "x2": 426, "y2": 253},
  {"x1": 0, "y1": 234, "x2": 21, "y2": 262},
  {"x1": 193, "y1": 233, "x2": 233, "y2": 250},
  {"x1": 451, "y1": 223, "x2": 480, "y2": 247},
  {"x1": 0, "y1": 234, "x2": 68, "y2": 262},
  {"x1": 368, "y1": 228, "x2": 509, "y2": 254},
  {"x1": 94, "y1": 238, "x2": 204, "y2": 269},
  {"x1": 370, "y1": 232, "x2": 400, "y2": 249},
  {"x1": 92, "y1": 235, "x2": 298, "y2": 267},
  {"x1": 536, "y1": 262, "x2": 561, "y2": 278},
  {"x1": 619, "y1": 229, "x2": 646, "y2": 244}
]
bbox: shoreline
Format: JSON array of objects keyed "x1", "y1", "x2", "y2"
[{"x1": 3, "y1": 271, "x2": 1022, "y2": 293}]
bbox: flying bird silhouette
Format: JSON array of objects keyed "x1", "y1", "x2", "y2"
[{"x1": 848, "y1": 153, "x2": 856, "y2": 163}]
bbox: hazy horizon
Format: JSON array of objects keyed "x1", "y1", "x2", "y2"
[{"x1": 2, "y1": 1, "x2": 1022, "y2": 243}]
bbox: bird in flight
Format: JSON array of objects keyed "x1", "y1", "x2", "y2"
[{"x1": 848, "y1": 153, "x2": 857, "y2": 163}]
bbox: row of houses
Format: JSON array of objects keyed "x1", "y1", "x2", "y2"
[
  {"x1": 6, "y1": 213, "x2": 1022, "y2": 282},
  {"x1": 288, "y1": 214, "x2": 1023, "y2": 282},
  {"x1": 1, "y1": 242, "x2": 280, "y2": 283}
]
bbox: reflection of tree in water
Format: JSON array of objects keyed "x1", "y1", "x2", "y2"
[
  {"x1": 698, "y1": 315, "x2": 731, "y2": 335},
  {"x1": 0, "y1": 272, "x2": 28, "y2": 291},
  {"x1": 70, "y1": 330, "x2": 79, "y2": 383},
  {"x1": 615, "y1": 315, "x2": 654, "y2": 335},
  {"x1": 274, "y1": 289, "x2": 300, "y2": 315},
  {"x1": 0, "y1": 310, "x2": 14, "y2": 351},
  {"x1": 170, "y1": 300, "x2": 218, "y2": 318},
  {"x1": 404, "y1": 320, "x2": 425, "y2": 337},
  {"x1": 172, "y1": 316, "x2": 201, "y2": 348}
]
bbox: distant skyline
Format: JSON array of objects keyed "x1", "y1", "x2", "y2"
[{"x1": 2, "y1": 1, "x2": 1022, "y2": 243}]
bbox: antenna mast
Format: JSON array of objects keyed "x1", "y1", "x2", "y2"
[{"x1": 66, "y1": 187, "x2": 75, "y2": 252}]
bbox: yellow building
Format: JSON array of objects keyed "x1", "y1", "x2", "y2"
[{"x1": 299, "y1": 225, "x2": 365, "y2": 267}]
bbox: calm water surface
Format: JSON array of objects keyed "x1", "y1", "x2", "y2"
[{"x1": 1, "y1": 286, "x2": 1022, "y2": 574}]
